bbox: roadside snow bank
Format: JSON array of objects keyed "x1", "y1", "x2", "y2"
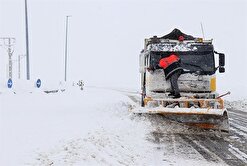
[
  {"x1": 0, "y1": 87, "x2": 153, "y2": 165},
  {"x1": 225, "y1": 99, "x2": 247, "y2": 112}
]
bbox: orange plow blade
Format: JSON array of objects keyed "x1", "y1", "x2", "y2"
[{"x1": 130, "y1": 106, "x2": 229, "y2": 132}]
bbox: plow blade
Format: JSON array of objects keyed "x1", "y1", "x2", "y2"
[{"x1": 130, "y1": 106, "x2": 229, "y2": 132}]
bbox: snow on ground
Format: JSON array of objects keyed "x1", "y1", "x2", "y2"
[
  {"x1": 0, "y1": 86, "x2": 223, "y2": 165},
  {"x1": 225, "y1": 99, "x2": 247, "y2": 112}
]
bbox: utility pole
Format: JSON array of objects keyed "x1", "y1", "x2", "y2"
[
  {"x1": 64, "y1": 15, "x2": 71, "y2": 82},
  {"x1": 25, "y1": 0, "x2": 30, "y2": 80}
]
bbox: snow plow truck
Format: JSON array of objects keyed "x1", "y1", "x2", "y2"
[{"x1": 131, "y1": 29, "x2": 229, "y2": 131}]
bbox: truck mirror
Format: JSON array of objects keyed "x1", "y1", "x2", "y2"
[
  {"x1": 219, "y1": 53, "x2": 225, "y2": 66},
  {"x1": 219, "y1": 66, "x2": 225, "y2": 73}
]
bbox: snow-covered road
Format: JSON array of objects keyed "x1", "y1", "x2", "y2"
[{"x1": 0, "y1": 87, "x2": 246, "y2": 165}]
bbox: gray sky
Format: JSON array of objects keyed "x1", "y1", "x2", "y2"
[{"x1": 0, "y1": 0, "x2": 247, "y2": 99}]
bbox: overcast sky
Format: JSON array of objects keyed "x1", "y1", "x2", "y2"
[{"x1": 0, "y1": 0, "x2": 246, "y2": 99}]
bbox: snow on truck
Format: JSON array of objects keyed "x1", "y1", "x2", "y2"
[{"x1": 131, "y1": 29, "x2": 230, "y2": 131}]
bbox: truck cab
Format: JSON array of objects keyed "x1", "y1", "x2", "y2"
[{"x1": 140, "y1": 29, "x2": 226, "y2": 104}]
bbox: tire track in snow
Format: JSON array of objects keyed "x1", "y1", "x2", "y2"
[
  {"x1": 228, "y1": 145, "x2": 247, "y2": 163},
  {"x1": 179, "y1": 134, "x2": 222, "y2": 163},
  {"x1": 229, "y1": 115, "x2": 247, "y2": 123},
  {"x1": 148, "y1": 132, "x2": 209, "y2": 163},
  {"x1": 230, "y1": 124, "x2": 247, "y2": 135},
  {"x1": 229, "y1": 118, "x2": 247, "y2": 127},
  {"x1": 228, "y1": 109, "x2": 247, "y2": 126},
  {"x1": 227, "y1": 109, "x2": 247, "y2": 117},
  {"x1": 229, "y1": 113, "x2": 247, "y2": 123},
  {"x1": 192, "y1": 134, "x2": 246, "y2": 166}
]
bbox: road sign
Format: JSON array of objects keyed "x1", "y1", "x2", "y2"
[
  {"x1": 36, "y1": 79, "x2": 41, "y2": 88},
  {"x1": 7, "y1": 79, "x2": 13, "y2": 88}
]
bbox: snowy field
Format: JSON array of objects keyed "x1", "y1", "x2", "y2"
[{"x1": 0, "y1": 86, "x2": 231, "y2": 166}]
